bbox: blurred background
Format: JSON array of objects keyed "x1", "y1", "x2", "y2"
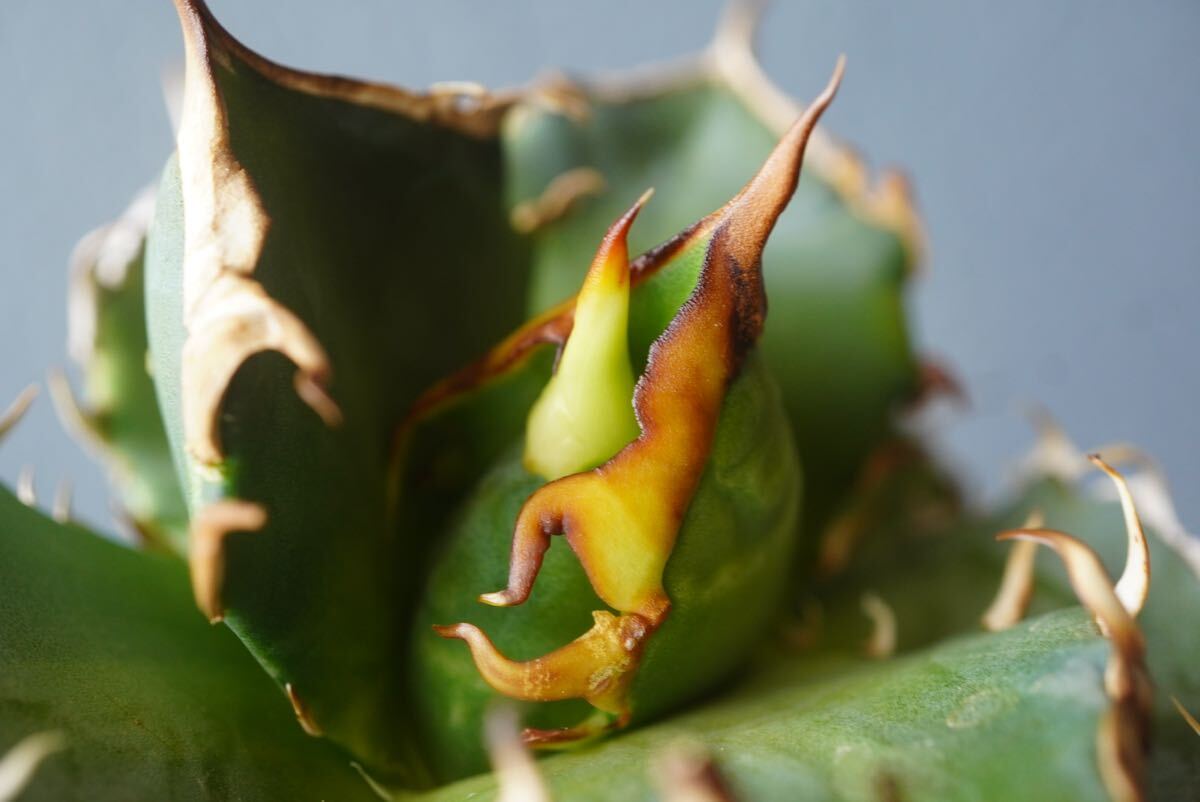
[{"x1": 1, "y1": 0, "x2": 1197, "y2": 537}]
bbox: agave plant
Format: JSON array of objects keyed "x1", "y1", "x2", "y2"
[{"x1": 2, "y1": 1, "x2": 1197, "y2": 800}]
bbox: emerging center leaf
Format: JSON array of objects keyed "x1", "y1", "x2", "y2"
[{"x1": 523, "y1": 192, "x2": 650, "y2": 480}]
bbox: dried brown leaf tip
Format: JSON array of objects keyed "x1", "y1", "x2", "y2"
[
  {"x1": 996, "y1": 515, "x2": 1151, "y2": 802},
  {"x1": 436, "y1": 60, "x2": 844, "y2": 746},
  {"x1": 173, "y1": 0, "x2": 341, "y2": 466},
  {"x1": 705, "y1": 0, "x2": 923, "y2": 261},
  {"x1": 188, "y1": 500, "x2": 267, "y2": 623}
]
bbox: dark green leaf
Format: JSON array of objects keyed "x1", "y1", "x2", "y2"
[
  {"x1": 417, "y1": 609, "x2": 1114, "y2": 802},
  {"x1": 0, "y1": 486, "x2": 376, "y2": 801}
]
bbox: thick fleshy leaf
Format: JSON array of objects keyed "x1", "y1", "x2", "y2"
[
  {"x1": 416, "y1": 608, "x2": 1117, "y2": 802},
  {"x1": 507, "y1": 9, "x2": 922, "y2": 549},
  {"x1": 800, "y1": 440, "x2": 1200, "y2": 799},
  {"x1": 0, "y1": 485, "x2": 376, "y2": 801},
  {"x1": 53, "y1": 188, "x2": 189, "y2": 550},
  {"x1": 401, "y1": 439, "x2": 1194, "y2": 800},
  {"x1": 145, "y1": 0, "x2": 530, "y2": 779}
]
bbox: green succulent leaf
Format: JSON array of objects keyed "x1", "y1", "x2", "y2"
[
  {"x1": 53, "y1": 188, "x2": 189, "y2": 550},
  {"x1": 507, "y1": 18, "x2": 922, "y2": 549},
  {"x1": 785, "y1": 435, "x2": 1200, "y2": 799},
  {"x1": 404, "y1": 440, "x2": 1197, "y2": 801},
  {"x1": 0, "y1": 484, "x2": 377, "y2": 802},
  {"x1": 415, "y1": 608, "x2": 1116, "y2": 802},
  {"x1": 144, "y1": 0, "x2": 533, "y2": 782}
]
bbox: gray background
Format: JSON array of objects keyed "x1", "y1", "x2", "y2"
[{"x1": 1, "y1": 1, "x2": 1197, "y2": 537}]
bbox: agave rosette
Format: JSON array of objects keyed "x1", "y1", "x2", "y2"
[{"x1": 0, "y1": 2, "x2": 1196, "y2": 801}]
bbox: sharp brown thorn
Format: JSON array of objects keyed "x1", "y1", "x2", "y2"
[
  {"x1": 996, "y1": 528, "x2": 1143, "y2": 663},
  {"x1": 293, "y1": 372, "x2": 343, "y2": 428},
  {"x1": 285, "y1": 683, "x2": 323, "y2": 737},
  {"x1": 981, "y1": 509, "x2": 1044, "y2": 632},
  {"x1": 188, "y1": 500, "x2": 267, "y2": 623}
]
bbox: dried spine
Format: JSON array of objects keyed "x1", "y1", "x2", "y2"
[
  {"x1": 0, "y1": 731, "x2": 65, "y2": 802},
  {"x1": 552, "y1": 0, "x2": 923, "y2": 261},
  {"x1": 188, "y1": 500, "x2": 266, "y2": 622},
  {"x1": 997, "y1": 474, "x2": 1153, "y2": 802},
  {"x1": 0, "y1": 386, "x2": 37, "y2": 443},
  {"x1": 511, "y1": 167, "x2": 607, "y2": 234},
  {"x1": 285, "y1": 684, "x2": 323, "y2": 737},
  {"x1": 860, "y1": 592, "x2": 897, "y2": 659},
  {"x1": 981, "y1": 510, "x2": 1043, "y2": 631}
]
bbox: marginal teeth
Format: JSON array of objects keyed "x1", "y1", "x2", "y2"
[
  {"x1": 860, "y1": 592, "x2": 896, "y2": 659},
  {"x1": 51, "y1": 479, "x2": 72, "y2": 524},
  {"x1": 0, "y1": 385, "x2": 38, "y2": 442},
  {"x1": 0, "y1": 731, "x2": 66, "y2": 801},
  {"x1": 981, "y1": 510, "x2": 1043, "y2": 632},
  {"x1": 188, "y1": 501, "x2": 268, "y2": 623},
  {"x1": 15, "y1": 466, "x2": 36, "y2": 507},
  {"x1": 510, "y1": 167, "x2": 607, "y2": 234}
]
